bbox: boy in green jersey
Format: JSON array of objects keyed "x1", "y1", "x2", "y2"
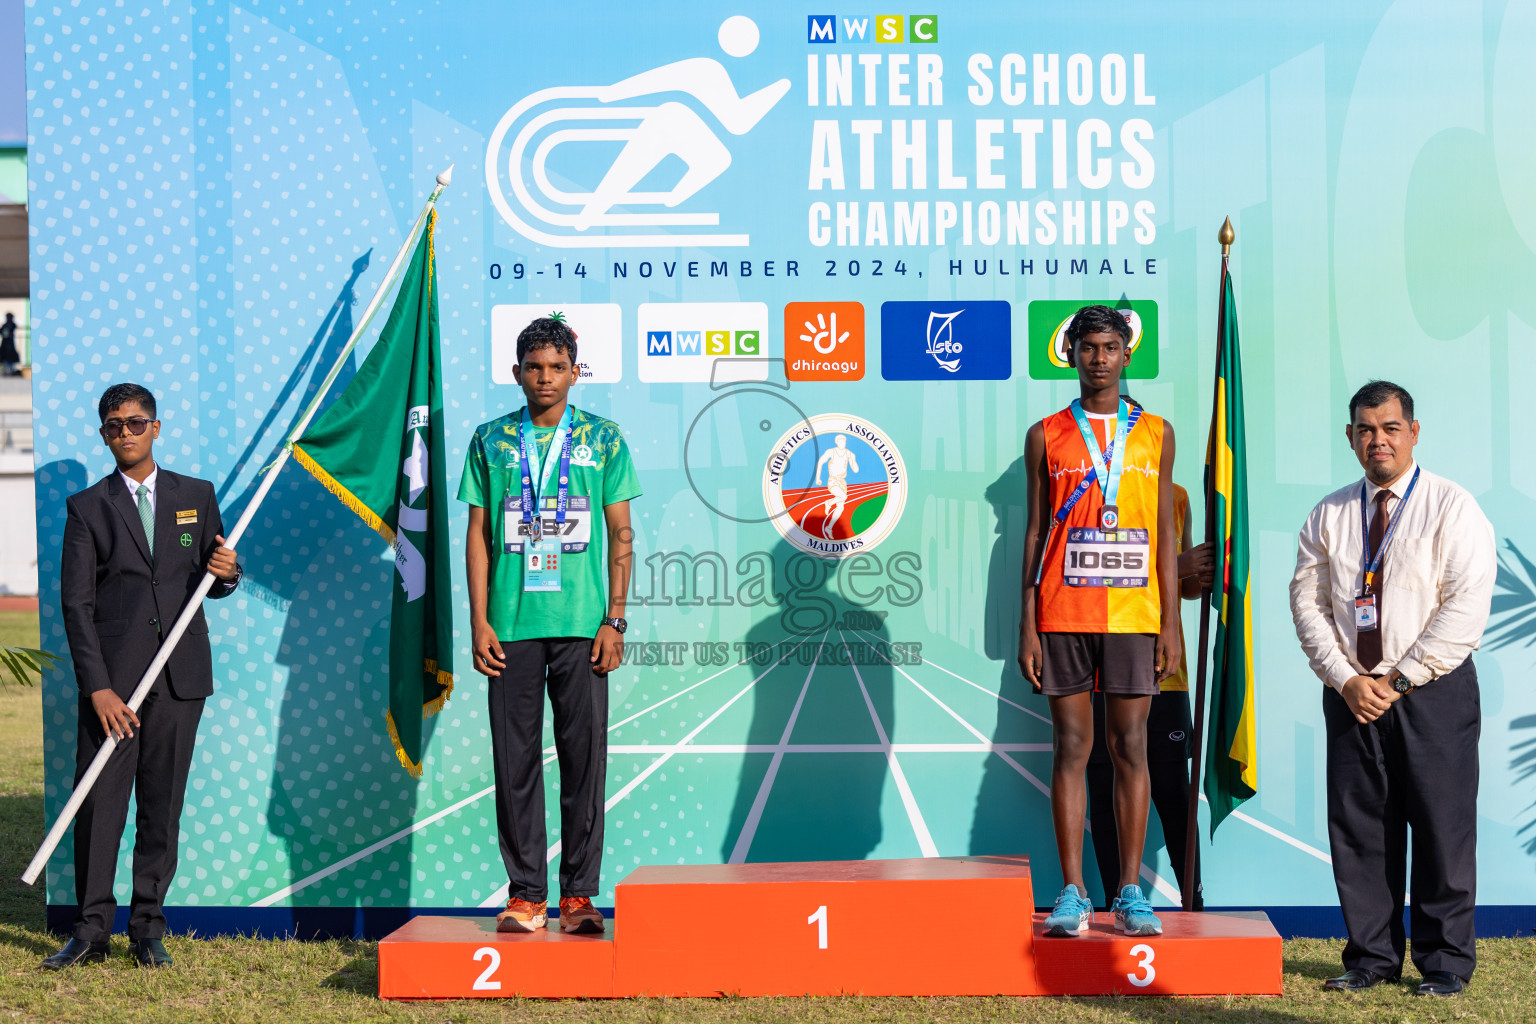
[{"x1": 459, "y1": 316, "x2": 640, "y2": 933}]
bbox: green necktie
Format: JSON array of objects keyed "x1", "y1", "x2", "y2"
[{"x1": 137, "y1": 483, "x2": 155, "y2": 557}]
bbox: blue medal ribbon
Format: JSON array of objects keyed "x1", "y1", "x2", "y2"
[
  {"x1": 518, "y1": 405, "x2": 574, "y2": 540},
  {"x1": 1360, "y1": 465, "x2": 1420, "y2": 593},
  {"x1": 1034, "y1": 399, "x2": 1142, "y2": 585},
  {"x1": 1055, "y1": 398, "x2": 1141, "y2": 524}
]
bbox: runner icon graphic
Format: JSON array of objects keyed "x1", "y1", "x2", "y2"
[{"x1": 486, "y1": 16, "x2": 790, "y2": 248}]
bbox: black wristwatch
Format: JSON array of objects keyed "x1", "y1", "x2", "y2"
[
  {"x1": 602, "y1": 617, "x2": 627, "y2": 634},
  {"x1": 1390, "y1": 670, "x2": 1412, "y2": 694}
]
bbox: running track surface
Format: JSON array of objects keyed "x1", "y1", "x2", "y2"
[{"x1": 778, "y1": 481, "x2": 889, "y2": 539}]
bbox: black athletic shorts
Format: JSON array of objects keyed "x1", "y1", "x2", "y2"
[
  {"x1": 1039, "y1": 632, "x2": 1158, "y2": 697},
  {"x1": 1089, "y1": 688, "x2": 1194, "y2": 764}
]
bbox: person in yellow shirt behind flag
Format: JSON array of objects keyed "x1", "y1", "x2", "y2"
[{"x1": 1086, "y1": 477, "x2": 1213, "y2": 911}]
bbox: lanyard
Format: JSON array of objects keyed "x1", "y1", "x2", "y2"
[
  {"x1": 1055, "y1": 399, "x2": 1141, "y2": 524},
  {"x1": 1034, "y1": 400, "x2": 1142, "y2": 585},
  {"x1": 518, "y1": 405, "x2": 573, "y2": 528},
  {"x1": 1360, "y1": 465, "x2": 1420, "y2": 592}
]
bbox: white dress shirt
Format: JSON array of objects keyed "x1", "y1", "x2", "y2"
[
  {"x1": 120, "y1": 464, "x2": 159, "y2": 513},
  {"x1": 1289, "y1": 461, "x2": 1496, "y2": 691}
]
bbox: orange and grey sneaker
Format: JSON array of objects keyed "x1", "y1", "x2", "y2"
[
  {"x1": 496, "y1": 897, "x2": 548, "y2": 933},
  {"x1": 558, "y1": 896, "x2": 605, "y2": 934}
]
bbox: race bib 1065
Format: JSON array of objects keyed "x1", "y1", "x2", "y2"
[{"x1": 1062, "y1": 527, "x2": 1151, "y2": 588}]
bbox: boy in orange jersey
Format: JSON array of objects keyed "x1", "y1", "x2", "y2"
[{"x1": 1017, "y1": 304, "x2": 1181, "y2": 938}]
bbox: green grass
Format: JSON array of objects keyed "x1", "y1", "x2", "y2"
[
  {"x1": 1, "y1": 609, "x2": 1532, "y2": 1022},
  {"x1": 0, "y1": 609, "x2": 42, "y2": 650}
]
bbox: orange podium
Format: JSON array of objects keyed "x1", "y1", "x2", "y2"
[
  {"x1": 377, "y1": 915, "x2": 615, "y2": 999},
  {"x1": 1032, "y1": 911, "x2": 1283, "y2": 996},
  {"x1": 376, "y1": 856, "x2": 1284, "y2": 999},
  {"x1": 613, "y1": 856, "x2": 1040, "y2": 996}
]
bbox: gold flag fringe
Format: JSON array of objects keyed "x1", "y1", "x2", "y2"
[
  {"x1": 423, "y1": 658, "x2": 455, "y2": 717},
  {"x1": 291, "y1": 444, "x2": 398, "y2": 548},
  {"x1": 385, "y1": 709, "x2": 424, "y2": 778},
  {"x1": 385, "y1": 660, "x2": 456, "y2": 778}
]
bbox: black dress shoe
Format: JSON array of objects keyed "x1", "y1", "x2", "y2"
[
  {"x1": 131, "y1": 937, "x2": 174, "y2": 968},
  {"x1": 1322, "y1": 968, "x2": 1390, "y2": 991},
  {"x1": 1415, "y1": 970, "x2": 1465, "y2": 996},
  {"x1": 41, "y1": 937, "x2": 110, "y2": 971}
]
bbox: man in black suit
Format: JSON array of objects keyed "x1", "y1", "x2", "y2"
[{"x1": 44, "y1": 382, "x2": 241, "y2": 970}]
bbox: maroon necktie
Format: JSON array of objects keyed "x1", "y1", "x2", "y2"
[{"x1": 1356, "y1": 489, "x2": 1392, "y2": 671}]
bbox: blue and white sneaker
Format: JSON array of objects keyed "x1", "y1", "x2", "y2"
[
  {"x1": 1111, "y1": 884, "x2": 1163, "y2": 936},
  {"x1": 1043, "y1": 884, "x2": 1094, "y2": 937}
]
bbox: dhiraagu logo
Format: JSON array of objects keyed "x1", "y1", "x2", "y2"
[{"x1": 1027, "y1": 299, "x2": 1159, "y2": 380}]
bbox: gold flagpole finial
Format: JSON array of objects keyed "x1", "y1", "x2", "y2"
[{"x1": 1219, "y1": 216, "x2": 1235, "y2": 256}]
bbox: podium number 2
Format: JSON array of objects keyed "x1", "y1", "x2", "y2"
[
  {"x1": 807, "y1": 905, "x2": 828, "y2": 949},
  {"x1": 472, "y1": 946, "x2": 502, "y2": 991},
  {"x1": 1127, "y1": 943, "x2": 1156, "y2": 988}
]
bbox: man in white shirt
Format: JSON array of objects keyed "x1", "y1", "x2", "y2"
[{"x1": 1290, "y1": 381, "x2": 1495, "y2": 997}]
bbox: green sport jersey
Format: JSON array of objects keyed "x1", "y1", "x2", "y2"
[{"x1": 457, "y1": 405, "x2": 642, "y2": 642}]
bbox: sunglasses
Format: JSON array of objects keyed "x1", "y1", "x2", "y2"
[{"x1": 100, "y1": 417, "x2": 154, "y2": 440}]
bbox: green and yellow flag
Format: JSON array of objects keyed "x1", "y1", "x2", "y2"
[
  {"x1": 291, "y1": 212, "x2": 453, "y2": 776},
  {"x1": 1204, "y1": 261, "x2": 1257, "y2": 833}
]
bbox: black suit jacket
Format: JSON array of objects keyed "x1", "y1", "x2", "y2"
[{"x1": 61, "y1": 468, "x2": 240, "y2": 701}]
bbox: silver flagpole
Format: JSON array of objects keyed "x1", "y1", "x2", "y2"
[{"x1": 21, "y1": 165, "x2": 455, "y2": 886}]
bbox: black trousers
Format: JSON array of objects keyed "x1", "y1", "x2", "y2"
[
  {"x1": 72, "y1": 674, "x2": 204, "y2": 942},
  {"x1": 489, "y1": 638, "x2": 608, "y2": 902},
  {"x1": 1323, "y1": 657, "x2": 1480, "y2": 981},
  {"x1": 1087, "y1": 759, "x2": 1202, "y2": 908}
]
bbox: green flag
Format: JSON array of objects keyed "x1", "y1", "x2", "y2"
[
  {"x1": 1204, "y1": 263, "x2": 1257, "y2": 832},
  {"x1": 292, "y1": 212, "x2": 453, "y2": 777}
]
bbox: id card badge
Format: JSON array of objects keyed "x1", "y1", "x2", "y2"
[
  {"x1": 1354, "y1": 593, "x2": 1378, "y2": 631},
  {"x1": 524, "y1": 537, "x2": 562, "y2": 592}
]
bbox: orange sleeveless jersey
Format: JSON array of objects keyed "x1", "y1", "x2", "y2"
[{"x1": 1036, "y1": 406, "x2": 1165, "y2": 635}]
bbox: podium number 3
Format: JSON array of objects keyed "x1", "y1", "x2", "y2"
[
  {"x1": 808, "y1": 905, "x2": 829, "y2": 949},
  {"x1": 473, "y1": 946, "x2": 502, "y2": 991},
  {"x1": 1127, "y1": 943, "x2": 1156, "y2": 987}
]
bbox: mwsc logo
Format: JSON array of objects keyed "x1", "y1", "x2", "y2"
[
  {"x1": 637, "y1": 302, "x2": 771, "y2": 383},
  {"x1": 807, "y1": 15, "x2": 939, "y2": 44},
  {"x1": 485, "y1": 16, "x2": 789, "y2": 249},
  {"x1": 646, "y1": 330, "x2": 762, "y2": 357}
]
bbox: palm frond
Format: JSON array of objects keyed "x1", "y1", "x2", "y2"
[
  {"x1": 0, "y1": 645, "x2": 61, "y2": 687},
  {"x1": 1485, "y1": 540, "x2": 1536, "y2": 649}
]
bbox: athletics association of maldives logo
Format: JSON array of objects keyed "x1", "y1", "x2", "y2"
[
  {"x1": 762, "y1": 414, "x2": 907, "y2": 557},
  {"x1": 484, "y1": 15, "x2": 789, "y2": 249}
]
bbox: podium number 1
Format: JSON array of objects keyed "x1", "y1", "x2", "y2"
[
  {"x1": 1127, "y1": 943, "x2": 1156, "y2": 987},
  {"x1": 473, "y1": 946, "x2": 502, "y2": 991},
  {"x1": 808, "y1": 905, "x2": 828, "y2": 949}
]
